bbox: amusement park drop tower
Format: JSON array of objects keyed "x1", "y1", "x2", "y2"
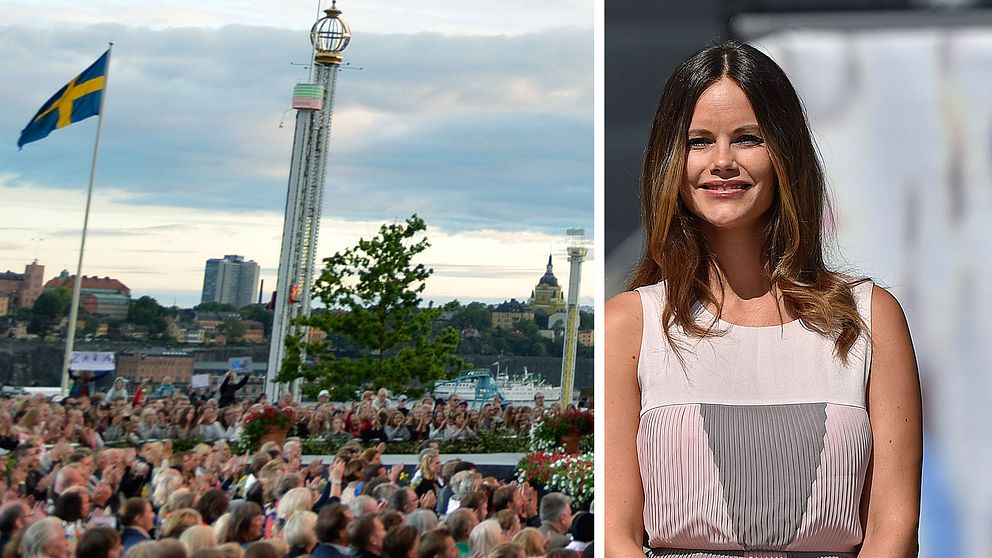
[{"x1": 266, "y1": 3, "x2": 350, "y2": 400}]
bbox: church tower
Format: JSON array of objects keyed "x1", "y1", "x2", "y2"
[{"x1": 529, "y1": 254, "x2": 566, "y2": 315}]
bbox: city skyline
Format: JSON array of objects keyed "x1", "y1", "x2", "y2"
[
  {"x1": 1, "y1": 254, "x2": 590, "y2": 311},
  {"x1": 0, "y1": 1, "x2": 594, "y2": 309}
]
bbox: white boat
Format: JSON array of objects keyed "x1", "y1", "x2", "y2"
[
  {"x1": 496, "y1": 367, "x2": 561, "y2": 403},
  {"x1": 433, "y1": 365, "x2": 561, "y2": 407}
]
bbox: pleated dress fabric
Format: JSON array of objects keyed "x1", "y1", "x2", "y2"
[{"x1": 634, "y1": 281, "x2": 874, "y2": 558}]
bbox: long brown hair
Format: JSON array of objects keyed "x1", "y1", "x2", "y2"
[{"x1": 628, "y1": 41, "x2": 867, "y2": 362}]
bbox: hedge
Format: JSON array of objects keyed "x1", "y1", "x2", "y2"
[{"x1": 104, "y1": 429, "x2": 530, "y2": 455}]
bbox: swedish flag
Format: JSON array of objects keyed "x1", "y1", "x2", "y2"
[{"x1": 18, "y1": 50, "x2": 109, "y2": 149}]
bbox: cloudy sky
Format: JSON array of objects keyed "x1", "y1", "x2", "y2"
[{"x1": 0, "y1": 1, "x2": 594, "y2": 308}]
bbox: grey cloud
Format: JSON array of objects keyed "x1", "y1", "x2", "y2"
[
  {"x1": 1, "y1": 22, "x2": 592, "y2": 236},
  {"x1": 428, "y1": 263, "x2": 543, "y2": 279}
]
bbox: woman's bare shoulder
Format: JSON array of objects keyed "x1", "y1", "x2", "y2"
[
  {"x1": 606, "y1": 291, "x2": 643, "y2": 334},
  {"x1": 606, "y1": 291, "x2": 644, "y2": 369}
]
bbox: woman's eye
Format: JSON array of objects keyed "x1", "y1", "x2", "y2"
[
  {"x1": 735, "y1": 134, "x2": 764, "y2": 146},
  {"x1": 687, "y1": 137, "x2": 711, "y2": 149}
]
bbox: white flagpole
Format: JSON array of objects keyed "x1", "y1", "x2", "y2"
[{"x1": 61, "y1": 43, "x2": 114, "y2": 397}]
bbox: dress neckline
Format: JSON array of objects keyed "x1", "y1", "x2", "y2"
[{"x1": 694, "y1": 300, "x2": 802, "y2": 330}]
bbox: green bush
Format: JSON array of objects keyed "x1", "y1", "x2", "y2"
[
  {"x1": 300, "y1": 429, "x2": 530, "y2": 455},
  {"x1": 105, "y1": 429, "x2": 529, "y2": 456}
]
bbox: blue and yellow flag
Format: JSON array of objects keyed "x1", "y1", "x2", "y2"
[{"x1": 17, "y1": 50, "x2": 109, "y2": 149}]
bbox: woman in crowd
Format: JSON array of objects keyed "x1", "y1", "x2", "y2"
[
  {"x1": 512, "y1": 528, "x2": 544, "y2": 558},
  {"x1": 413, "y1": 450, "x2": 442, "y2": 500},
  {"x1": 223, "y1": 502, "x2": 264, "y2": 548},
  {"x1": 105, "y1": 377, "x2": 129, "y2": 403},
  {"x1": 468, "y1": 520, "x2": 503, "y2": 558},
  {"x1": 283, "y1": 511, "x2": 318, "y2": 558},
  {"x1": 407, "y1": 407, "x2": 430, "y2": 442},
  {"x1": 384, "y1": 411, "x2": 411, "y2": 442},
  {"x1": 76, "y1": 526, "x2": 122, "y2": 558},
  {"x1": 191, "y1": 407, "x2": 226, "y2": 443},
  {"x1": 180, "y1": 525, "x2": 218, "y2": 555},
  {"x1": 325, "y1": 416, "x2": 353, "y2": 444},
  {"x1": 443, "y1": 413, "x2": 476, "y2": 441}
]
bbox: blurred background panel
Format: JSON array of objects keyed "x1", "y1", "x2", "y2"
[{"x1": 606, "y1": 2, "x2": 992, "y2": 557}]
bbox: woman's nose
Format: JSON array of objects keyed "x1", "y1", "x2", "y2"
[{"x1": 710, "y1": 142, "x2": 738, "y2": 174}]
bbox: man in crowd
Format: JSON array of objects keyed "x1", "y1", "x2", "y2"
[
  {"x1": 349, "y1": 512, "x2": 387, "y2": 558},
  {"x1": 313, "y1": 503, "x2": 353, "y2": 558},
  {"x1": 0, "y1": 501, "x2": 30, "y2": 550},
  {"x1": 445, "y1": 508, "x2": 477, "y2": 558},
  {"x1": 417, "y1": 526, "x2": 460, "y2": 558},
  {"x1": 538, "y1": 492, "x2": 574, "y2": 550},
  {"x1": 120, "y1": 497, "x2": 155, "y2": 552}
]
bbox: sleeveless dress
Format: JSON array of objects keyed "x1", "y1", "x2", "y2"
[{"x1": 635, "y1": 281, "x2": 874, "y2": 558}]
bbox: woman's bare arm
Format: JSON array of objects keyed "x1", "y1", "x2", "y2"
[
  {"x1": 605, "y1": 291, "x2": 647, "y2": 558},
  {"x1": 859, "y1": 286, "x2": 923, "y2": 557}
]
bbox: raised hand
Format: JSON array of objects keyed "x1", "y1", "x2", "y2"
[
  {"x1": 419, "y1": 489, "x2": 437, "y2": 510},
  {"x1": 388, "y1": 463, "x2": 403, "y2": 482}
]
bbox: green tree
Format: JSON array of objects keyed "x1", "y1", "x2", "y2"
[
  {"x1": 277, "y1": 215, "x2": 466, "y2": 400},
  {"x1": 449, "y1": 301, "x2": 492, "y2": 332},
  {"x1": 129, "y1": 296, "x2": 163, "y2": 325},
  {"x1": 128, "y1": 296, "x2": 169, "y2": 336},
  {"x1": 533, "y1": 309, "x2": 549, "y2": 329},
  {"x1": 239, "y1": 304, "x2": 274, "y2": 336},
  {"x1": 220, "y1": 316, "x2": 246, "y2": 341},
  {"x1": 29, "y1": 288, "x2": 71, "y2": 336},
  {"x1": 579, "y1": 310, "x2": 594, "y2": 330},
  {"x1": 32, "y1": 288, "x2": 71, "y2": 319},
  {"x1": 82, "y1": 313, "x2": 100, "y2": 336},
  {"x1": 195, "y1": 301, "x2": 238, "y2": 312}
]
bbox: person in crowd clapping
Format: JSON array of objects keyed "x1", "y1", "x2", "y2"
[{"x1": 384, "y1": 411, "x2": 411, "y2": 442}]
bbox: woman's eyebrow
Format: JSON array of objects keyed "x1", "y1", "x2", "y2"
[{"x1": 687, "y1": 124, "x2": 761, "y2": 135}]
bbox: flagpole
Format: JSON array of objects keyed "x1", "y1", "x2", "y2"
[{"x1": 61, "y1": 43, "x2": 113, "y2": 397}]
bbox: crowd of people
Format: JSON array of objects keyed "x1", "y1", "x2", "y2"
[
  {"x1": 48, "y1": 372, "x2": 582, "y2": 447},
  {"x1": 0, "y1": 373, "x2": 595, "y2": 558}
]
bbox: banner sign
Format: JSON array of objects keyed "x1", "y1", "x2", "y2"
[
  {"x1": 69, "y1": 351, "x2": 115, "y2": 371},
  {"x1": 190, "y1": 374, "x2": 210, "y2": 388},
  {"x1": 228, "y1": 357, "x2": 252, "y2": 373}
]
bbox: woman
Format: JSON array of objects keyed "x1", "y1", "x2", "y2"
[
  {"x1": 384, "y1": 410, "x2": 411, "y2": 442},
  {"x1": 179, "y1": 525, "x2": 217, "y2": 556},
  {"x1": 605, "y1": 42, "x2": 922, "y2": 557},
  {"x1": 217, "y1": 407, "x2": 242, "y2": 442},
  {"x1": 513, "y1": 528, "x2": 545, "y2": 558},
  {"x1": 174, "y1": 406, "x2": 198, "y2": 439},
  {"x1": 105, "y1": 377, "x2": 130, "y2": 403},
  {"x1": 76, "y1": 526, "x2": 122, "y2": 558},
  {"x1": 283, "y1": 510, "x2": 318, "y2": 558},
  {"x1": 427, "y1": 411, "x2": 448, "y2": 440},
  {"x1": 160, "y1": 508, "x2": 203, "y2": 539},
  {"x1": 222, "y1": 501, "x2": 264, "y2": 547},
  {"x1": 443, "y1": 413, "x2": 476, "y2": 441},
  {"x1": 155, "y1": 376, "x2": 177, "y2": 399},
  {"x1": 407, "y1": 407, "x2": 430, "y2": 442},
  {"x1": 413, "y1": 449, "x2": 442, "y2": 500},
  {"x1": 190, "y1": 407, "x2": 225, "y2": 443},
  {"x1": 501, "y1": 406, "x2": 518, "y2": 433},
  {"x1": 468, "y1": 520, "x2": 503, "y2": 558},
  {"x1": 276, "y1": 487, "x2": 314, "y2": 533},
  {"x1": 360, "y1": 414, "x2": 387, "y2": 443},
  {"x1": 218, "y1": 371, "x2": 250, "y2": 409}
]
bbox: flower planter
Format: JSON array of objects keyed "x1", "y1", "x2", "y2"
[
  {"x1": 559, "y1": 428, "x2": 582, "y2": 453},
  {"x1": 257, "y1": 426, "x2": 289, "y2": 449}
]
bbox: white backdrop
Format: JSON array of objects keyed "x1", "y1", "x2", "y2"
[{"x1": 757, "y1": 27, "x2": 992, "y2": 558}]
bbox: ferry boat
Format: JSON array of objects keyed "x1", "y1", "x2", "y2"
[{"x1": 433, "y1": 365, "x2": 561, "y2": 407}]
